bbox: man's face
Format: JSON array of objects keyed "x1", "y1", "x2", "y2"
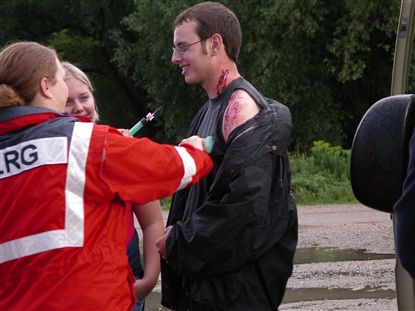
[{"x1": 171, "y1": 20, "x2": 209, "y2": 85}]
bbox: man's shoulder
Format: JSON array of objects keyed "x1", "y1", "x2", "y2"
[
  {"x1": 226, "y1": 78, "x2": 266, "y2": 107},
  {"x1": 229, "y1": 89, "x2": 259, "y2": 109}
]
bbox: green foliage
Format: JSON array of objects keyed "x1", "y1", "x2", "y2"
[
  {"x1": 0, "y1": 0, "x2": 404, "y2": 150},
  {"x1": 290, "y1": 141, "x2": 356, "y2": 204},
  {"x1": 310, "y1": 140, "x2": 351, "y2": 180},
  {"x1": 0, "y1": 0, "x2": 149, "y2": 131},
  {"x1": 47, "y1": 29, "x2": 99, "y2": 68},
  {"x1": 112, "y1": 0, "x2": 401, "y2": 149},
  {"x1": 328, "y1": 1, "x2": 398, "y2": 83},
  {"x1": 112, "y1": 0, "x2": 207, "y2": 142},
  {"x1": 235, "y1": 0, "x2": 348, "y2": 150},
  {"x1": 160, "y1": 197, "x2": 172, "y2": 211}
]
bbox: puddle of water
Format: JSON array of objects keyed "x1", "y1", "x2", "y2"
[
  {"x1": 294, "y1": 247, "x2": 395, "y2": 264},
  {"x1": 282, "y1": 287, "x2": 396, "y2": 303},
  {"x1": 141, "y1": 248, "x2": 396, "y2": 310},
  {"x1": 144, "y1": 286, "x2": 397, "y2": 310}
]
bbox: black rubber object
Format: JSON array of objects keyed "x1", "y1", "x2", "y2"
[{"x1": 350, "y1": 94, "x2": 415, "y2": 213}]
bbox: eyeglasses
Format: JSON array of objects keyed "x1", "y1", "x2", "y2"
[{"x1": 172, "y1": 40, "x2": 202, "y2": 55}]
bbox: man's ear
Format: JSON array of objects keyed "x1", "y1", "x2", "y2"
[
  {"x1": 210, "y1": 33, "x2": 223, "y2": 56},
  {"x1": 39, "y1": 77, "x2": 52, "y2": 98}
]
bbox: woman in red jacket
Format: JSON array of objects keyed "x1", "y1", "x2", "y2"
[{"x1": 0, "y1": 41, "x2": 212, "y2": 311}]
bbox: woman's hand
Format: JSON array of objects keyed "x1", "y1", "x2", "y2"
[{"x1": 180, "y1": 135, "x2": 205, "y2": 151}]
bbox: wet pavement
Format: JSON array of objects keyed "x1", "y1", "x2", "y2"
[{"x1": 138, "y1": 204, "x2": 397, "y2": 310}]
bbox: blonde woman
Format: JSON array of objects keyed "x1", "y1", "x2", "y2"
[
  {"x1": 63, "y1": 61, "x2": 162, "y2": 310},
  {"x1": 62, "y1": 61, "x2": 98, "y2": 121}
]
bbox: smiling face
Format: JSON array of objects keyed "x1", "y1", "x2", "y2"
[
  {"x1": 171, "y1": 20, "x2": 213, "y2": 86},
  {"x1": 64, "y1": 77, "x2": 96, "y2": 121}
]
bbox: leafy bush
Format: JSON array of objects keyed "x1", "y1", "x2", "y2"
[{"x1": 290, "y1": 141, "x2": 356, "y2": 205}]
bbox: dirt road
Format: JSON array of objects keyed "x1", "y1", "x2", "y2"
[
  {"x1": 142, "y1": 204, "x2": 397, "y2": 310},
  {"x1": 280, "y1": 204, "x2": 396, "y2": 311}
]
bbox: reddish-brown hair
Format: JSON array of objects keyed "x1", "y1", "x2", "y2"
[{"x1": 0, "y1": 41, "x2": 57, "y2": 108}]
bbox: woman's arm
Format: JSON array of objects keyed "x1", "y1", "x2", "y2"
[
  {"x1": 132, "y1": 200, "x2": 164, "y2": 299},
  {"x1": 101, "y1": 131, "x2": 213, "y2": 205}
]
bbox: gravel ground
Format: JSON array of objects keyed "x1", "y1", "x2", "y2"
[
  {"x1": 140, "y1": 204, "x2": 398, "y2": 310},
  {"x1": 281, "y1": 204, "x2": 397, "y2": 311},
  {"x1": 296, "y1": 204, "x2": 394, "y2": 254}
]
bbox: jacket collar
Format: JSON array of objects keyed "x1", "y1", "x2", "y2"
[{"x1": 0, "y1": 106, "x2": 88, "y2": 135}]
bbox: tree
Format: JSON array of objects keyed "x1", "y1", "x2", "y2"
[
  {"x1": 326, "y1": 0, "x2": 399, "y2": 146},
  {"x1": 0, "y1": 0, "x2": 402, "y2": 150},
  {"x1": 113, "y1": 1, "x2": 207, "y2": 142},
  {"x1": 0, "y1": 0, "x2": 156, "y2": 134},
  {"x1": 115, "y1": 0, "x2": 400, "y2": 150}
]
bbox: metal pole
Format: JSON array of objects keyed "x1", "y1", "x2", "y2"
[{"x1": 391, "y1": 0, "x2": 415, "y2": 95}]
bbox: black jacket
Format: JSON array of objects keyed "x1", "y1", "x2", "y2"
[
  {"x1": 394, "y1": 130, "x2": 415, "y2": 279},
  {"x1": 161, "y1": 78, "x2": 298, "y2": 310}
]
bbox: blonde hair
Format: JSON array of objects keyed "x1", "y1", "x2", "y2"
[
  {"x1": 62, "y1": 61, "x2": 99, "y2": 122},
  {"x1": 0, "y1": 41, "x2": 58, "y2": 108}
]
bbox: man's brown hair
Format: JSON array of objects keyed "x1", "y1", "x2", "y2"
[{"x1": 173, "y1": 2, "x2": 242, "y2": 63}]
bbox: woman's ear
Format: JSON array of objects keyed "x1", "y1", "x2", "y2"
[
  {"x1": 39, "y1": 77, "x2": 52, "y2": 98},
  {"x1": 210, "y1": 33, "x2": 223, "y2": 56}
]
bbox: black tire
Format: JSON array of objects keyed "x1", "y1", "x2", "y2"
[{"x1": 350, "y1": 94, "x2": 415, "y2": 213}]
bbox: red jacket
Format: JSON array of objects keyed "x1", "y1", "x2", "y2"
[{"x1": 0, "y1": 107, "x2": 212, "y2": 311}]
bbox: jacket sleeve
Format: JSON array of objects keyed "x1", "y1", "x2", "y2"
[
  {"x1": 100, "y1": 129, "x2": 213, "y2": 205},
  {"x1": 394, "y1": 132, "x2": 415, "y2": 279}
]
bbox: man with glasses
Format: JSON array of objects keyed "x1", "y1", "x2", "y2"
[{"x1": 156, "y1": 2, "x2": 298, "y2": 310}]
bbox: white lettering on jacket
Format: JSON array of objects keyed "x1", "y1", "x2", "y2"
[
  {"x1": 0, "y1": 122, "x2": 93, "y2": 263},
  {"x1": 0, "y1": 137, "x2": 67, "y2": 178}
]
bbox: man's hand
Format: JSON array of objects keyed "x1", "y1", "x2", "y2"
[{"x1": 155, "y1": 225, "x2": 173, "y2": 260}]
